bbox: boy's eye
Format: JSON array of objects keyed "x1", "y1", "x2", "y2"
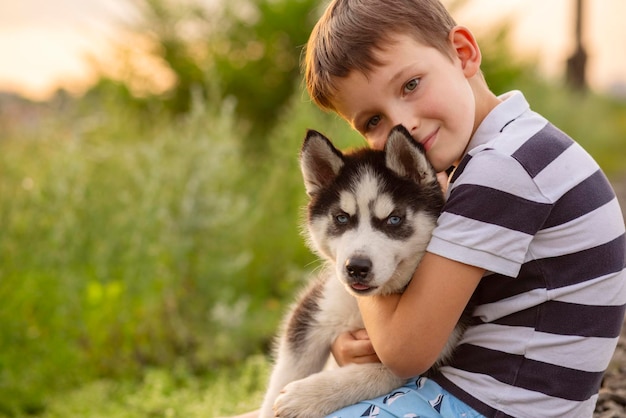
[
  {"x1": 404, "y1": 78, "x2": 420, "y2": 93},
  {"x1": 365, "y1": 115, "x2": 381, "y2": 131}
]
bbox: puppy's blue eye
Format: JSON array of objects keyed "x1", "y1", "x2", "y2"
[
  {"x1": 336, "y1": 213, "x2": 350, "y2": 224},
  {"x1": 387, "y1": 216, "x2": 402, "y2": 225}
]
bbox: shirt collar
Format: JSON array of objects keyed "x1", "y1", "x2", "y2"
[{"x1": 465, "y1": 90, "x2": 531, "y2": 154}]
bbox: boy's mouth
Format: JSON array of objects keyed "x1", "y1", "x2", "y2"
[{"x1": 420, "y1": 128, "x2": 439, "y2": 152}]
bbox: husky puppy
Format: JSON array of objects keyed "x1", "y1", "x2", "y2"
[{"x1": 260, "y1": 125, "x2": 465, "y2": 418}]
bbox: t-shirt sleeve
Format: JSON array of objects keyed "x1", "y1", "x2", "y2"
[{"x1": 427, "y1": 150, "x2": 553, "y2": 277}]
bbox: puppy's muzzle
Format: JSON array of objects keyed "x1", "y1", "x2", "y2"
[{"x1": 345, "y1": 257, "x2": 378, "y2": 293}]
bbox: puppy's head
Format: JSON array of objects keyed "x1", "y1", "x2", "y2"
[{"x1": 300, "y1": 126, "x2": 443, "y2": 295}]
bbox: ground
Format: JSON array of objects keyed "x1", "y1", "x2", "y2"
[{"x1": 594, "y1": 177, "x2": 626, "y2": 418}]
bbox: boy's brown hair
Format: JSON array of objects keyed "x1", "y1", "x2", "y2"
[{"x1": 304, "y1": 0, "x2": 457, "y2": 112}]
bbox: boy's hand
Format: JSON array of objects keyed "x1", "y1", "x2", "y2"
[{"x1": 331, "y1": 329, "x2": 381, "y2": 366}]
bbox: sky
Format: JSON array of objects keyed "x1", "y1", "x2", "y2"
[
  {"x1": 0, "y1": 0, "x2": 136, "y2": 99},
  {"x1": 0, "y1": 0, "x2": 625, "y2": 101}
]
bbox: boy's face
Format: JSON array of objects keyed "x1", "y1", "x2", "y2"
[{"x1": 332, "y1": 32, "x2": 477, "y2": 173}]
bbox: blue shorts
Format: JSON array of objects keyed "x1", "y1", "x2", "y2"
[{"x1": 325, "y1": 377, "x2": 485, "y2": 418}]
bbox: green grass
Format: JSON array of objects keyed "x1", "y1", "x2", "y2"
[
  {"x1": 0, "y1": 78, "x2": 624, "y2": 417},
  {"x1": 37, "y1": 356, "x2": 269, "y2": 418}
]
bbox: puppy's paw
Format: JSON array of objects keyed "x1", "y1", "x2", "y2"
[{"x1": 273, "y1": 378, "x2": 334, "y2": 418}]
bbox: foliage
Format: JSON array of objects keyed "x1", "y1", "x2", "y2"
[
  {"x1": 0, "y1": 77, "x2": 362, "y2": 415},
  {"x1": 87, "y1": 0, "x2": 321, "y2": 152},
  {"x1": 36, "y1": 356, "x2": 269, "y2": 418},
  {"x1": 0, "y1": 355, "x2": 269, "y2": 417},
  {"x1": 478, "y1": 24, "x2": 538, "y2": 96},
  {"x1": 210, "y1": 0, "x2": 321, "y2": 145},
  {"x1": 0, "y1": 94, "x2": 250, "y2": 414}
]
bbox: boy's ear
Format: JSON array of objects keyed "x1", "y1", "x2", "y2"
[{"x1": 449, "y1": 26, "x2": 481, "y2": 78}]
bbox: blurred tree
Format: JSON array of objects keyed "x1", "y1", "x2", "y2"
[
  {"x1": 478, "y1": 24, "x2": 538, "y2": 96},
  {"x1": 82, "y1": 0, "x2": 212, "y2": 119},
  {"x1": 209, "y1": 0, "x2": 320, "y2": 151},
  {"x1": 566, "y1": 0, "x2": 587, "y2": 90},
  {"x1": 87, "y1": 0, "x2": 320, "y2": 152},
  {"x1": 141, "y1": 0, "x2": 210, "y2": 114}
]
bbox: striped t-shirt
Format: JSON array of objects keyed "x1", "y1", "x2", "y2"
[{"x1": 428, "y1": 91, "x2": 626, "y2": 417}]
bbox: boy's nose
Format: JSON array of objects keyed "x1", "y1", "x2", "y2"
[
  {"x1": 391, "y1": 120, "x2": 419, "y2": 141},
  {"x1": 391, "y1": 113, "x2": 419, "y2": 138}
]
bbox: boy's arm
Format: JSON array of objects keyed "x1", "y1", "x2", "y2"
[{"x1": 357, "y1": 252, "x2": 484, "y2": 378}]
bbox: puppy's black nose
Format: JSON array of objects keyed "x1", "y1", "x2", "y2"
[{"x1": 345, "y1": 257, "x2": 372, "y2": 280}]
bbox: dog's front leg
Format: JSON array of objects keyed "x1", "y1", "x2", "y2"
[
  {"x1": 274, "y1": 363, "x2": 406, "y2": 418},
  {"x1": 259, "y1": 278, "x2": 333, "y2": 418},
  {"x1": 259, "y1": 339, "x2": 330, "y2": 417}
]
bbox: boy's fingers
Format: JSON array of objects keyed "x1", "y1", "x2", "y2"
[
  {"x1": 332, "y1": 331, "x2": 380, "y2": 365},
  {"x1": 350, "y1": 339, "x2": 381, "y2": 364},
  {"x1": 351, "y1": 353, "x2": 381, "y2": 364},
  {"x1": 350, "y1": 328, "x2": 370, "y2": 340}
]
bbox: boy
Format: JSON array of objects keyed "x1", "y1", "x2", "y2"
[{"x1": 302, "y1": 0, "x2": 626, "y2": 417}]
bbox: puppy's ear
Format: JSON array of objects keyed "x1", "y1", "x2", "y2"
[
  {"x1": 385, "y1": 125, "x2": 437, "y2": 186},
  {"x1": 300, "y1": 130, "x2": 345, "y2": 196}
]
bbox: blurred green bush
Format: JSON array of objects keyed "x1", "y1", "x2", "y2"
[{"x1": 0, "y1": 79, "x2": 362, "y2": 415}]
